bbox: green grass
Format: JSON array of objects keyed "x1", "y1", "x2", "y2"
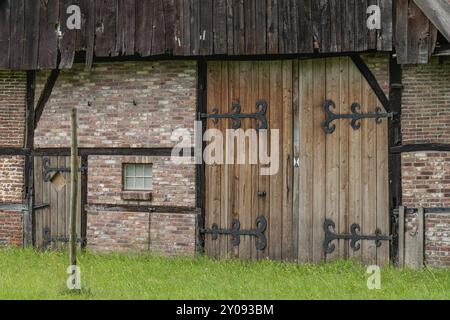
[{"x1": 0, "y1": 248, "x2": 449, "y2": 300}]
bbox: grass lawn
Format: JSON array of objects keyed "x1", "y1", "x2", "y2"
[{"x1": 0, "y1": 248, "x2": 449, "y2": 300}]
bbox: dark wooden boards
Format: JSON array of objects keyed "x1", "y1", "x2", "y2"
[{"x1": 0, "y1": 0, "x2": 398, "y2": 69}]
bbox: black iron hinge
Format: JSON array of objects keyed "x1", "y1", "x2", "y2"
[
  {"x1": 43, "y1": 228, "x2": 87, "y2": 249},
  {"x1": 323, "y1": 219, "x2": 393, "y2": 254},
  {"x1": 200, "y1": 100, "x2": 268, "y2": 130},
  {"x1": 43, "y1": 156, "x2": 87, "y2": 182},
  {"x1": 323, "y1": 100, "x2": 395, "y2": 134},
  {"x1": 200, "y1": 216, "x2": 268, "y2": 251}
]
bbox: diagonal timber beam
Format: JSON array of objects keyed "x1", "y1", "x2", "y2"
[{"x1": 34, "y1": 68, "x2": 60, "y2": 129}]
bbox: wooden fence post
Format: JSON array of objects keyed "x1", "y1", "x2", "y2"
[
  {"x1": 69, "y1": 108, "x2": 78, "y2": 267},
  {"x1": 398, "y1": 206, "x2": 405, "y2": 268}
]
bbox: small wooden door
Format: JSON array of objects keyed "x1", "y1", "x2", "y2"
[
  {"x1": 34, "y1": 156, "x2": 84, "y2": 249},
  {"x1": 205, "y1": 58, "x2": 390, "y2": 265}
]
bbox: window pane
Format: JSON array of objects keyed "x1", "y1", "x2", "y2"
[
  {"x1": 135, "y1": 178, "x2": 144, "y2": 189},
  {"x1": 144, "y1": 165, "x2": 152, "y2": 177},
  {"x1": 125, "y1": 165, "x2": 135, "y2": 178},
  {"x1": 125, "y1": 177, "x2": 135, "y2": 190},
  {"x1": 144, "y1": 177, "x2": 152, "y2": 190},
  {"x1": 136, "y1": 165, "x2": 144, "y2": 177}
]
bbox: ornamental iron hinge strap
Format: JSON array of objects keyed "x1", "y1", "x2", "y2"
[
  {"x1": 323, "y1": 219, "x2": 393, "y2": 254},
  {"x1": 200, "y1": 216, "x2": 267, "y2": 251},
  {"x1": 43, "y1": 156, "x2": 87, "y2": 182},
  {"x1": 200, "y1": 99, "x2": 268, "y2": 130},
  {"x1": 323, "y1": 99, "x2": 395, "y2": 134},
  {"x1": 43, "y1": 228, "x2": 87, "y2": 249}
]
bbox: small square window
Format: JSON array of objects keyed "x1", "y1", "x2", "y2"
[{"x1": 123, "y1": 164, "x2": 153, "y2": 191}]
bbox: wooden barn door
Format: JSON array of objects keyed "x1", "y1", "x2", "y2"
[
  {"x1": 294, "y1": 57, "x2": 389, "y2": 265},
  {"x1": 204, "y1": 61, "x2": 294, "y2": 260},
  {"x1": 204, "y1": 58, "x2": 390, "y2": 265},
  {"x1": 33, "y1": 156, "x2": 84, "y2": 249}
]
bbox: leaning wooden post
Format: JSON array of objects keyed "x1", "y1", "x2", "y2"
[{"x1": 69, "y1": 108, "x2": 78, "y2": 267}]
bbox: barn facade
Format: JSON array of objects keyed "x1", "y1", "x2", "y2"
[{"x1": 0, "y1": 0, "x2": 449, "y2": 267}]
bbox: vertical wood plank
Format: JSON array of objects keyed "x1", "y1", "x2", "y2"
[
  {"x1": 341, "y1": 0, "x2": 355, "y2": 53},
  {"x1": 163, "y1": 0, "x2": 176, "y2": 54},
  {"x1": 361, "y1": 69, "x2": 378, "y2": 265},
  {"x1": 58, "y1": 157, "x2": 66, "y2": 246},
  {"x1": 329, "y1": 0, "x2": 341, "y2": 52},
  {"x1": 232, "y1": 0, "x2": 245, "y2": 55},
  {"x1": 279, "y1": 0, "x2": 298, "y2": 54},
  {"x1": 81, "y1": 0, "x2": 95, "y2": 68},
  {"x1": 298, "y1": 59, "x2": 314, "y2": 263},
  {"x1": 151, "y1": 0, "x2": 166, "y2": 55},
  {"x1": 338, "y1": 57, "x2": 350, "y2": 260},
  {"x1": 378, "y1": 0, "x2": 392, "y2": 51},
  {"x1": 255, "y1": 0, "x2": 267, "y2": 54},
  {"x1": 174, "y1": 0, "x2": 184, "y2": 55},
  {"x1": 9, "y1": 0, "x2": 25, "y2": 69},
  {"x1": 398, "y1": 206, "x2": 405, "y2": 268},
  {"x1": 59, "y1": 0, "x2": 79, "y2": 68},
  {"x1": 244, "y1": 0, "x2": 256, "y2": 55},
  {"x1": 182, "y1": 0, "x2": 191, "y2": 55},
  {"x1": 395, "y1": 0, "x2": 409, "y2": 64},
  {"x1": 199, "y1": 0, "x2": 213, "y2": 55},
  {"x1": 269, "y1": 60, "x2": 282, "y2": 260},
  {"x1": 298, "y1": 0, "x2": 313, "y2": 53},
  {"x1": 292, "y1": 60, "x2": 300, "y2": 262},
  {"x1": 354, "y1": 0, "x2": 368, "y2": 52},
  {"x1": 250, "y1": 61, "x2": 259, "y2": 260},
  {"x1": 34, "y1": 157, "x2": 43, "y2": 248},
  {"x1": 23, "y1": 0, "x2": 40, "y2": 70},
  {"x1": 311, "y1": 59, "x2": 326, "y2": 263},
  {"x1": 319, "y1": 0, "x2": 331, "y2": 53},
  {"x1": 325, "y1": 57, "x2": 340, "y2": 261},
  {"x1": 190, "y1": 0, "x2": 200, "y2": 55},
  {"x1": 117, "y1": 0, "x2": 136, "y2": 56},
  {"x1": 367, "y1": 0, "x2": 378, "y2": 49},
  {"x1": 257, "y1": 61, "x2": 271, "y2": 260},
  {"x1": 281, "y1": 60, "x2": 293, "y2": 260},
  {"x1": 376, "y1": 101, "x2": 390, "y2": 266},
  {"x1": 0, "y1": 0, "x2": 11, "y2": 68},
  {"x1": 135, "y1": 0, "x2": 153, "y2": 57},
  {"x1": 213, "y1": 0, "x2": 227, "y2": 55},
  {"x1": 95, "y1": 0, "x2": 117, "y2": 57},
  {"x1": 348, "y1": 60, "x2": 362, "y2": 260},
  {"x1": 267, "y1": 0, "x2": 279, "y2": 54}
]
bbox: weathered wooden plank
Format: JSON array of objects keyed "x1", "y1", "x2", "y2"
[
  {"x1": 311, "y1": 0, "x2": 321, "y2": 51},
  {"x1": 292, "y1": 60, "x2": 300, "y2": 261},
  {"x1": 354, "y1": 0, "x2": 368, "y2": 52},
  {"x1": 348, "y1": 60, "x2": 362, "y2": 261},
  {"x1": 329, "y1": 0, "x2": 341, "y2": 52},
  {"x1": 338, "y1": 57, "x2": 350, "y2": 259},
  {"x1": 395, "y1": 0, "x2": 409, "y2": 64},
  {"x1": 219, "y1": 61, "x2": 229, "y2": 258},
  {"x1": 59, "y1": 0, "x2": 78, "y2": 69},
  {"x1": 269, "y1": 61, "x2": 282, "y2": 260},
  {"x1": 312, "y1": 59, "x2": 326, "y2": 263},
  {"x1": 367, "y1": 0, "x2": 378, "y2": 49},
  {"x1": 95, "y1": 0, "x2": 117, "y2": 57},
  {"x1": 281, "y1": 60, "x2": 293, "y2": 260},
  {"x1": 407, "y1": 1, "x2": 430, "y2": 64},
  {"x1": 325, "y1": 57, "x2": 340, "y2": 261},
  {"x1": 257, "y1": 61, "x2": 271, "y2": 260},
  {"x1": 199, "y1": 0, "x2": 213, "y2": 55},
  {"x1": 226, "y1": 0, "x2": 234, "y2": 54},
  {"x1": 233, "y1": 0, "x2": 245, "y2": 55},
  {"x1": 9, "y1": 0, "x2": 25, "y2": 69},
  {"x1": 117, "y1": 0, "x2": 136, "y2": 55},
  {"x1": 58, "y1": 157, "x2": 67, "y2": 247},
  {"x1": 244, "y1": 0, "x2": 256, "y2": 54},
  {"x1": 279, "y1": 0, "x2": 299, "y2": 54},
  {"x1": 135, "y1": 0, "x2": 153, "y2": 57},
  {"x1": 255, "y1": 0, "x2": 267, "y2": 54},
  {"x1": 361, "y1": 73, "x2": 378, "y2": 265},
  {"x1": 190, "y1": 0, "x2": 200, "y2": 55},
  {"x1": 163, "y1": 0, "x2": 176, "y2": 54},
  {"x1": 267, "y1": 0, "x2": 279, "y2": 54},
  {"x1": 23, "y1": 0, "x2": 40, "y2": 70},
  {"x1": 0, "y1": 0, "x2": 11, "y2": 68},
  {"x1": 174, "y1": 0, "x2": 184, "y2": 55},
  {"x1": 413, "y1": 0, "x2": 450, "y2": 43},
  {"x1": 298, "y1": 59, "x2": 314, "y2": 263},
  {"x1": 250, "y1": 61, "x2": 259, "y2": 260},
  {"x1": 378, "y1": 0, "x2": 393, "y2": 51},
  {"x1": 81, "y1": 0, "x2": 95, "y2": 68},
  {"x1": 319, "y1": 0, "x2": 331, "y2": 53},
  {"x1": 151, "y1": 0, "x2": 167, "y2": 55},
  {"x1": 341, "y1": 0, "x2": 355, "y2": 52},
  {"x1": 376, "y1": 97, "x2": 390, "y2": 266},
  {"x1": 298, "y1": 0, "x2": 313, "y2": 53},
  {"x1": 213, "y1": 0, "x2": 227, "y2": 54},
  {"x1": 398, "y1": 206, "x2": 405, "y2": 267}
]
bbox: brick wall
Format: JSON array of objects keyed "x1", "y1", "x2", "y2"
[
  {"x1": 0, "y1": 71, "x2": 26, "y2": 248},
  {"x1": 36, "y1": 61, "x2": 198, "y2": 254},
  {"x1": 401, "y1": 57, "x2": 450, "y2": 267}
]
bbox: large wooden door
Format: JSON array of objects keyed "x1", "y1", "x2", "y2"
[
  {"x1": 204, "y1": 57, "x2": 390, "y2": 265},
  {"x1": 34, "y1": 156, "x2": 84, "y2": 249}
]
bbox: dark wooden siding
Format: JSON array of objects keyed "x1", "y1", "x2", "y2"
[{"x1": 0, "y1": 0, "x2": 394, "y2": 70}]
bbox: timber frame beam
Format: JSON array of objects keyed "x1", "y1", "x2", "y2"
[
  {"x1": 34, "y1": 69, "x2": 60, "y2": 129},
  {"x1": 350, "y1": 54, "x2": 392, "y2": 114},
  {"x1": 391, "y1": 143, "x2": 450, "y2": 154}
]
